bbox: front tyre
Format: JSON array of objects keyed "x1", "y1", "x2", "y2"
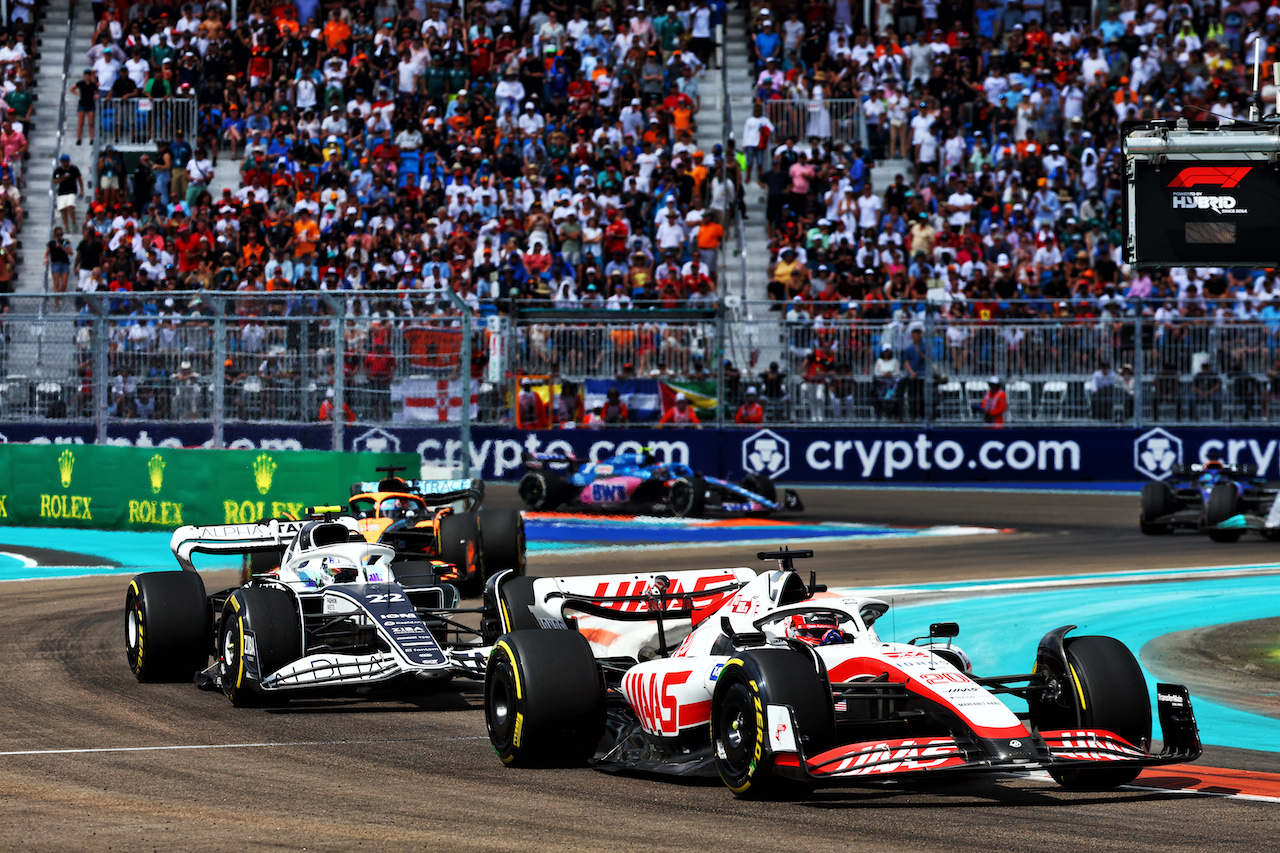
[
  {"x1": 1033, "y1": 635, "x2": 1152, "y2": 790},
  {"x1": 1206, "y1": 483, "x2": 1243, "y2": 542},
  {"x1": 219, "y1": 587, "x2": 302, "y2": 707},
  {"x1": 669, "y1": 475, "x2": 707, "y2": 518},
  {"x1": 518, "y1": 471, "x2": 565, "y2": 511},
  {"x1": 711, "y1": 649, "x2": 834, "y2": 799},
  {"x1": 125, "y1": 571, "x2": 210, "y2": 682},
  {"x1": 485, "y1": 630, "x2": 604, "y2": 767}
]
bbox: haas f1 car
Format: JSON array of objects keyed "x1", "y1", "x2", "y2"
[
  {"x1": 1141, "y1": 460, "x2": 1280, "y2": 542},
  {"x1": 125, "y1": 511, "x2": 510, "y2": 705},
  {"x1": 483, "y1": 550, "x2": 1200, "y2": 797},
  {"x1": 518, "y1": 450, "x2": 802, "y2": 517},
  {"x1": 347, "y1": 468, "x2": 525, "y2": 594}
]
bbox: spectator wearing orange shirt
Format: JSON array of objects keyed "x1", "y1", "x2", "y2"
[
  {"x1": 323, "y1": 10, "x2": 351, "y2": 53},
  {"x1": 319, "y1": 389, "x2": 355, "y2": 423},
  {"x1": 293, "y1": 208, "x2": 320, "y2": 259},
  {"x1": 735, "y1": 387, "x2": 765, "y2": 424},
  {"x1": 658, "y1": 392, "x2": 702, "y2": 427},
  {"x1": 694, "y1": 210, "x2": 722, "y2": 279}
]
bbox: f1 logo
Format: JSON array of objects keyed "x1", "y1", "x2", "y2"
[{"x1": 1167, "y1": 167, "x2": 1250, "y2": 189}]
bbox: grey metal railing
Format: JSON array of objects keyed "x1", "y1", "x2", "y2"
[
  {"x1": 763, "y1": 98, "x2": 866, "y2": 148},
  {"x1": 94, "y1": 97, "x2": 198, "y2": 149},
  {"x1": 0, "y1": 293, "x2": 1274, "y2": 435}
]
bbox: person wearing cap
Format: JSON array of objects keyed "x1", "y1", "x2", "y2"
[
  {"x1": 735, "y1": 386, "x2": 765, "y2": 424},
  {"x1": 515, "y1": 378, "x2": 551, "y2": 430},
  {"x1": 52, "y1": 153, "x2": 84, "y2": 230},
  {"x1": 1087, "y1": 359, "x2": 1119, "y2": 420},
  {"x1": 659, "y1": 391, "x2": 702, "y2": 427},
  {"x1": 73, "y1": 67, "x2": 97, "y2": 146},
  {"x1": 973, "y1": 376, "x2": 1008, "y2": 427}
]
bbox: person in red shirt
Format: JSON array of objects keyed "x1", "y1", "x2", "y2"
[
  {"x1": 515, "y1": 379, "x2": 550, "y2": 429},
  {"x1": 365, "y1": 345, "x2": 396, "y2": 419},
  {"x1": 318, "y1": 389, "x2": 355, "y2": 423},
  {"x1": 974, "y1": 376, "x2": 1008, "y2": 427},
  {"x1": 735, "y1": 386, "x2": 765, "y2": 424},
  {"x1": 658, "y1": 392, "x2": 702, "y2": 427}
]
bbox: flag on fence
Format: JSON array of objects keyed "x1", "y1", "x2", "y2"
[
  {"x1": 658, "y1": 379, "x2": 718, "y2": 412},
  {"x1": 390, "y1": 377, "x2": 478, "y2": 422},
  {"x1": 583, "y1": 379, "x2": 662, "y2": 422}
]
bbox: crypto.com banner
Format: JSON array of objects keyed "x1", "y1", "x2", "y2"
[{"x1": 2, "y1": 422, "x2": 1278, "y2": 484}]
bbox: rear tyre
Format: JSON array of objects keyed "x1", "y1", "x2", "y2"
[
  {"x1": 1206, "y1": 483, "x2": 1243, "y2": 542},
  {"x1": 1139, "y1": 482, "x2": 1175, "y2": 535},
  {"x1": 478, "y1": 509, "x2": 526, "y2": 581},
  {"x1": 440, "y1": 511, "x2": 484, "y2": 595},
  {"x1": 485, "y1": 630, "x2": 605, "y2": 767},
  {"x1": 711, "y1": 648, "x2": 835, "y2": 799},
  {"x1": 219, "y1": 587, "x2": 302, "y2": 707},
  {"x1": 125, "y1": 571, "x2": 210, "y2": 682},
  {"x1": 669, "y1": 475, "x2": 707, "y2": 518},
  {"x1": 739, "y1": 472, "x2": 778, "y2": 503},
  {"x1": 1033, "y1": 636, "x2": 1152, "y2": 790},
  {"x1": 518, "y1": 471, "x2": 567, "y2": 511}
]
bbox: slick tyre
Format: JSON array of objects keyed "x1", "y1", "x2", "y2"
[
  {"x1": 478, "y1": 509, "x2": 526, "y2": 581},
  {"x1": 518, "y1": 471, "x2": 565, "y2": 511},
  {"x1": 125, "y1": 571, "x2": 210, "y2": 682},
  {"x1": 669, "y1": 475, "x2": 707, "y2": 518},
  {"x1": 1206, "y1": 483, "x2": 1243, "y2": 542},
  {"x1": 711, "y1": 648, "x2": 835, "y2": 799},
  {"x1": 485, "y1": 630, "x2": 604, "y2": 767},
  {"x1": 219, "y1": 587, "x2": 302, "y2": 708},
  {"x1": 739, "y1": 472, "x2": 778, "y2": 504},
  {"x1": 440, "y1": 511, "x2": 484, "y2": 595},
  {"x1": 1139, "y1": 482, "x2": 1175, "y2": 535},
  {"x1": 1036, "y1": 636, "x2": 1152, "y2": 790}
]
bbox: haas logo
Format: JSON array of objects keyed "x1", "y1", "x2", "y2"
[
  {"x1": 1134, "y1": 427, "x2": 1183, "y2": 481},
  {"x1": 743, "y1": 429, "x2": 790, "y2": 478}
]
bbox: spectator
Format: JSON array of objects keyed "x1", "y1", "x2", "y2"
[
  {"x1": 318, "y1": 389, "x2": 356, "y2": 423},
  {"x1": 658, "y1": 391, "x2": 701, "y2": 427},
  {"x1": 974, "y1": 376, "x2": 1007, "y2": 427},
  {"x1": 735, "y1": 386, "x2": 764, "y2": 424}
]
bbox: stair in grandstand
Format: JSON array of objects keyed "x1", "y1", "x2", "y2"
[{"x1": 20, "y1": 0, "x2": 94, "y2": 298}]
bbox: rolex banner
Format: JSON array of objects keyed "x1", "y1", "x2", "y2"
[{"x1": 0, "y1": 445, "x2": 419, "y2": 530}]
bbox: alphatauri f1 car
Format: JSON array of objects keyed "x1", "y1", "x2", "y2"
[
  {"x1": 483, "y1": 550, "x2": 1201, "y2": 797},
  {"x1": 1141, "y1": 461, "x2": 1280, "y2": 542},
  {"x1": 125, "y1": 511, "x2": 508, "y2": 705},
  {"x1": 518, "y1": 449, "x2": 802, "y2": 517}
]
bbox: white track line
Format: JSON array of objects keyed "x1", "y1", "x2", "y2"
[{"x1": 0, "y1": 736, "x2": 488, "y2": 757}]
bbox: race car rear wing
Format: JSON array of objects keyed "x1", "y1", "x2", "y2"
[
  {"x1": 350, "y1": 477, "x2": 485, "y2": 509},
  {"x1": 521, "y1": 451, "x2": 579, "y2": 472},
  {"x1": 170, "y1": 520, "x2": 308, "y2": 571}
]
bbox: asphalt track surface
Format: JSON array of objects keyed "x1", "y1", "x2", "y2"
[{"x1": 5, "y1": 488, "x2": 1280, "y2": 852}]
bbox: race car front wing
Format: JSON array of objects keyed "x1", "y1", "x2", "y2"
[{"x1": 769, "y1": 683, "x2": 1201, "y2": 784}]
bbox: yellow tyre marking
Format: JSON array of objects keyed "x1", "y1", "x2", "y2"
[{"x1": 1068, "y1": 663, "x2": 1086, "y2": 711}]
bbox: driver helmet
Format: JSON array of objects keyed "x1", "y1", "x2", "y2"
[
  {"x1": 1203, "y1": 449, "x2": 1225, "y2": 472},
  {"x1": 786, "y1": 612, "x2": 847, "y2": 646}
]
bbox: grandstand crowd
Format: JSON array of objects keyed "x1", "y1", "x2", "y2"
[
  {"x1": 0, "y1": 10, "x2": 32, "y2": 300},
  {"x1": 26, "y1": 0, "x2": 1280, "y2": 423}
]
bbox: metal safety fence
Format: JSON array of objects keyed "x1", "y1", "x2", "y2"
[
  {"x1": 94, "y1": 97, "x2": 198, "y2": 150},
  {"x1": 1, "y1": 294, "x2": 1278, "y2": 443},
  {"x1": 762, "y1": 98, "x2": 866, "y2": 148}
]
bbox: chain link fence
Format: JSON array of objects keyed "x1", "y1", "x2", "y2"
[{"x1": 2, "y1": 295, "x2": 1276, "y2": 439}]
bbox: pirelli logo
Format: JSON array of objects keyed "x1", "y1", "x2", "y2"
[{"x1": 1167, "y1": 167, "x2": 1251, "y2": 189}]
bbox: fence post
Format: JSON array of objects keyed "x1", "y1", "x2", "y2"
[
  {"x1": 211, "y1": 298, "x2": 226, "y2": 449},
  {"x1": 1133, "y1": 312, "x2": 1144, "y2": 428},
  {"x1": 716, "y1": 305, "x2": 726, "y2": 428},
  {"x1": 924, "y1": 312, "x2": 935, "y2": 429},
  {"x1": 87, "y1": 297, "x2": 108, "y2": 445},
  {"x1": 445, "y1": 290, "x2": 473, "y2": 479}
]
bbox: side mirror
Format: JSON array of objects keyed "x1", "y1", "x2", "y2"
[{"x1": 929, "y1": 622, "x2": 960, "y2": 639}]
